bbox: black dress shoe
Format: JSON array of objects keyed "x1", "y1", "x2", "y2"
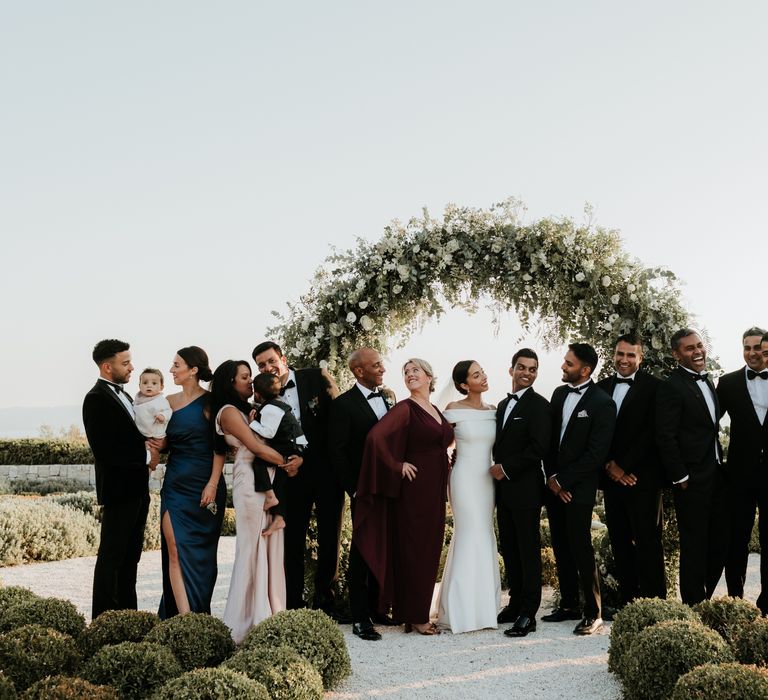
[
  {"x1": 352, "y1": 622, "x2": 382, "y2": 641},
  {"x1": 497, "y1": 605, "x2": 519, "y2": 624},
  {"x1": 504, "y1": 615, "x2": 536, "y2": 637},
  {"x1": 541, "y1": 607, "x2": 581, "y2": 622},
  {"x1": 371, "y1": 613, "x2": 398, "y2": 626},
  {"x1": 573, "y1": 617, "x2": 603, "y2": 635}
]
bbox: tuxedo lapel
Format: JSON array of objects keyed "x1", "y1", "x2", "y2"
[
  {"x1": 676, "y1": 368, "x2": 716, "y2": 424},
  {"x1": 561, "y1": 384, "x2": 593, "y2": 444},
  {"x1": 736, "y1": 370, "x2": 764, "y2": 427},
  {"x1": 350, "y1": 386, "x2": 379, "y2": 423},
  {"x1": 495, "y1": 397, "x2": 509, "y2": 443},
  {"x1": 97, "y1": 381, "x2": 134, "y2": 422}
]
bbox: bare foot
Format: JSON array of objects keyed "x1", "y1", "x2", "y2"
[
  {"x1": 262, "y1": 515, "x2": 286, "y2": 537},
  {"x1": 263, "y1": 490, "x2": 279, "y2": 512}
]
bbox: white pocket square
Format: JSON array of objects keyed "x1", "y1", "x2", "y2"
[
  {"x1": 513, "y1": 417, "x2": 523, "y2": 421},
  {"x1": 577, "y1": 410, "x2": 589, "y2": 418}
]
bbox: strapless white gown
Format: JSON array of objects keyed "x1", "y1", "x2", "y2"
[{"x1": 436, "y1": 409, "x2": 501, "y2": 633}]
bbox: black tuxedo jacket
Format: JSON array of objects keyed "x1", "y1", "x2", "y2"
[
  {"x1": 293, "y1": 367, "x2": 335, "y2": 461},
  {"x1": 545, "y1": 382, "x2": 616, "y2": 505},
  {"x1": 328, "y1": 386, "x2": 389, "y2": 497},
  {"x1": 493, "y1": 388, "x2": 551, "y2": 508},
  {"x1": 82, "y1": 380, "x2": 148, "y2": 505},
  {"x1": 717, "y1": 367, "x2": 768, "y2": 479},
  {"x1": 597, "y1": 371, "x2": 663, "y2": 491},
  {"x1": 656, "y1": 366, "x2": 723, "y2": 484}
]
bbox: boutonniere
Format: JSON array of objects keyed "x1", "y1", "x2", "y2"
[
  {"x1": 577, "y1": 410, "x2": 589, "y2": 418},
  {"x1": 381, "y1": 387, "x2": 395, "y2": 409},
  {"x1": 307, "y1": 396, "x2": 320, "y2": 416}
]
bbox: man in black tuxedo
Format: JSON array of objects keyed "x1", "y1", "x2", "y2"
[
  {"x1": 252, "y1": 341, "x2": 341, "y2": 613},
  {"x1": 543, "y1": 342, "x2": 615, "y2": 635},
  {"x1": 716, "y1": 326, "x2": 767, "y2": 610},
  {"x1": 657, "y1": 328, "x2": 728, "y2": 605},
  {"x1": 491, "y1": 348, "x2": 551, "y2": 638},
  {"x1": 597, "y1": 333, "x2": 666, "y2": 605},
  {"x1": 329, "y1": 347, "x2": 392, "y2": 640},
  {"x1": 82, "y1": 339, "x2": 159, "y2": 619}
]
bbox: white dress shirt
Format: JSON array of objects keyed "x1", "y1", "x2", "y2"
[
  {"x1": 250, "y1": 404, "x2": 308, "y2": 446},
  {"x1": 560, "y1": 379, "x2": 591, "y2": 443},
  {"x1": 280, "y1": 370, "x2": 301, "y2": 420},
  {"x1": 745, "y1": 365, "x2": 768, "y2": 425},
  {"x1": 611, "y1": 371, "x2": 637, "y2": 414},
  {"x1": 356, "y1": 382, "x2": 387, "y2": 421},
  {"x1": 502, "y1": 386, "x2": 529, "y2": 427},
  {"x1": 675, "y1": 366, "x2": 719, "y2": 482}
]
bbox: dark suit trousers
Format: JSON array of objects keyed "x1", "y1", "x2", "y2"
[
  {"x1": 545, "y1": 492, "x2": 601, "y2": 618},
  {"x1": 673, "y1": 464, "x2": 728, "y2": 605},
  {"x1": 348, "y1": 500, "x2": 379, "y2": 622},
  {"x1": 604, "y1": 484, "x2": 666, "y2": 603},
  {"x1": 497, "y1": 501, "x2": 542, "y2": 618},
  {"x1": 284, "y1": 454, "x2": 345, "y2": 610},
  {"x1": 725, "y1": 476, "x2": 760, "y2": 598},
  {"x1": 92, "y1": 494, "x2": 150, "y2": 619}
]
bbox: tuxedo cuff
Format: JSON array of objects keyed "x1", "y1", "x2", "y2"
[
  {"x1": 146, "y1": 449, "x2": 151, "y2": 465},
  {"x1": 673, "y1": 475, "x2": 689, "y2": 485}
]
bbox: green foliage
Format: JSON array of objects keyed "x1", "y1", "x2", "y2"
[
  {"x1": 608, "y1": 597, "x2": 700, "y2": 678},
  {"x1": 0, "y1": 625, "x2": 81, "y2": 692},
  {"x1": 593, "y1": 527, "x2": 620, "y2": 610},
  {"x1": 303, "y1": 508, "x2": 352, "y2": 612},
  {"x1": 80, "y1": 641, "x2": 183, "y2": 700},
  {"x1": 152, "y1": 668, "x2": 270, "y2": 700},
  {"x1": 0, "y1": 587, "x2": 40, "y2": 616},
  {"x1": 144, "y1": 613, "x2": 235, "y2": 671},
  {"x1": 622, "y1": 620, "x2": 734, "y2": 700},
  {"x1": 0, "y1": 671, "x2": 15, "y2": 700},
  {"x1": 221, "y1": 508, "x2": 236, "y2": 536},
  {"x1": 541, "y1": 547, "x2": 558, "y2": 588},
  {"x1": 0, "y1": 440, "x2": 92, "y2": 466},
  {"x1": 0, "y1": 497, "x2": 99, "y2": 565},
  {"x1": 671, "y1": 662, "x2": 768, "y2": 700},
  {"x1": 222, "y1": 645, "x2": 323, "y2": 700},
  {"x1": 734, "y1": 617, "x2": 768, "y2": 666},
  {"x1": 46, "y1": 491, "x2": 101, "y2": 519},
  {"x1": 143, "y1": 493, "x2": 162, "y2": 551},
  {"x1": 79, "y1": 609, "x2": 159, "y2": 656},
  {"x1": 241, "y1": 609, "x2": 351, "y2": 690},
  {"x1": 20, "y1": 675, "x2": 118, "y2": 699},
  {"x1": 539, "y1": 518, "x2": 551, "y2": 548},
  {"x1": 8, "y1": 479, "x2": 91, "y2": 496},
  {"x1": 693, "y1": 596, "x2": 760, "y2": 643},
  {"x1": 0, "y1": 597, "x2": 85, "y2": 637},
  {"x1": 751, "y1": 517, "x2": 760, "y2": 554}
]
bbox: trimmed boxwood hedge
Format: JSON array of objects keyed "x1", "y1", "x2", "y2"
[
  {"x1": 734, "y1": 617, "x2": 768, "y2": 666},
  {"x1": 0, "y1": 597, "x2": 86, "y2": 637},
  {"x1": 0, "y1": 625, "x2": 81, "y2": 692},
  {"x1": 0, "y1": 440, "x2": 93, "y2": 466},
  {"x1": 20, "y1": 675, "x2": 119, "y2": 699},
  {"x1": 79, "y1": 610, "x2": 160, "y2": 656},
  {"x1": 152, "y1": 668, "x2": 270, "y2": 700},
  {"x1": 693, "y1": 596, "x2": 761, "y2": 643},
  {"x1": 0, "y1": 671, "x2": 15, "y2": 700},
  {"x1": 0, "y1": 588, "x2": 39, "y2": 616},
  {"x1": 671, "y1": 662, "x2": 768, "y2": 699},
  {"x1": 144, "y1": 613, "x2": 235, "y2": 671}
]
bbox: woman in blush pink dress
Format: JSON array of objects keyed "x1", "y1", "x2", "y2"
[{"x1": 210, "y1": 360, "x2": 302, "y2": 643}]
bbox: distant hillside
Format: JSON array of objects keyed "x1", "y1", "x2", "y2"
[{"x1": 0, "y1": 405, "x2": 83, "y2": 438}]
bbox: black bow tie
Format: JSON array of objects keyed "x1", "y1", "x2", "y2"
[
  {"x1": 615, "y1": 377, "x2": 634, "y2": 385},
  {"x1": 279, "y1": 379, "x2": 296, "y2": 396},
  {"x1": 507, "y1": 393, "x2": 519, "y2": 402},
  {"x1": 691, "y1": 372, "x2": 709, "y2": 382},
  {"x1": 747, "y1": 370, "x2": 768, "y2": 380},
  {"x1": 103, "y1": 380, "x2": 123, "y2": 394},
  {"x1": 566, "y1": 386, "x2": 585, "y2": 394},
  {"x1": 367, "y1": 391, "x2": 384, "y2": 399}
]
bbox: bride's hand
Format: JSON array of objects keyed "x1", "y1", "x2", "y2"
[{"x1": 401, "y1": 462, "x2": 418, "y2": 481}]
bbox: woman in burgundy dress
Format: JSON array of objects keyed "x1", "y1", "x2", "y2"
[{"x1": 354, "y1": 357, "x2": 454, "y2": 635}]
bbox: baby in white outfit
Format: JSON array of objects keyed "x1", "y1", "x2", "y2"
[{"x1": 133, "y1": 368, "x2": 173, "y2": 439}]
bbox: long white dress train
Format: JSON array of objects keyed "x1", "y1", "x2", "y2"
[{"x1": 436, "y1": 409, "x2": 501, "y2": 633}]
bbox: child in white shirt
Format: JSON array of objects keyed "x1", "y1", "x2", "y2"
[{"x1": 134, "y1": 368, "x2": 173, "y2": 439}]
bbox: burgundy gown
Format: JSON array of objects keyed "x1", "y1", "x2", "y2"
[{"x1": 353, "y1": 398, "x2": 454, "y2": 623}]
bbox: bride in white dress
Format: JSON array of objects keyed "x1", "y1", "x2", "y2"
[{"x1": 436, "y1": 360, "x2": 501, "y2": 633}]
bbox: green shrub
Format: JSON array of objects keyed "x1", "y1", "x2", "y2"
[
  {"x1": 143, "y1": 493, "x2": 162, "y2": 551},
  {"x1": 608, "y1": 597, "x2": 700, "y2": 678},
  {"x1": 734, "y1": 617, "x2": 768, "y2": 665},
  {"x1": 539, "y1": 518, "x2": 551, "y2": 548},
  {"x1": 541, "y1": 547, "x2": 558, "y2": 587},
  {"x1": 241, "y1": 609, "x2": 350, "y2": 689},
  {"x1": 694, "y1": 596, "x2": 761, "y2": 643},
  {"x1": 0, "y1": 625, "x2": 81, "y2": 691},
  {"x1": 222, "y1": 645, "x2": 323, "y2": 700},
  {"x1": 221, "y1": 508, "x2": 236, "y2": 536},
  {"x1": 0, "y1": 587, "x2": 39, "y2": 615},
  {"x1": 0, "y1": 440, "x2": 93, "y2": 466},
  {"x1": 46, "y1": 491, "x2": 101, "y2": 519},
  {"x1": 0, "y1": 498, "x2": 99, "y2": 566},
  {"x1": 20, "y1": 675, "x2": 118, "y2": 699},
  {"x1": 303, "y1": 510, "x2": 352, "y2": 613},
  {"x1": 671, "y1": 662, "x2": 768, "y2": 700},
  {"x1": 594, "y1": 528, "x2": 620, "y2": 609},
  {"x1": 622, "y1": 620, "x2": 734, "y2": 700},
  {"x1": 0, "y1": 597, "x2": 86, "y2": 637},
  {"x1": 79, "y1": 609, "x2": 159, "y2": 656},
  {"x1": 751, "y1": 517, "x2": 760, "y2": 554},
  {"x1": 10, "y1": 478, "x2": 91, "y2": 495},
  {"x1": 152, "y1": 668, "x2": 270, "y2": 700},
  {"x1": 144, "y1": 613, "x2": 235, "y2": 671},
  {"x1": 0, "y1": 671, "x2": 15, "y2": 700},
  {"x1": 80, "y1": 642, "x2": 182, "y2": 700}
]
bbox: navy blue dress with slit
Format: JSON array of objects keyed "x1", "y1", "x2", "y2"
[{"x1": 158, "y1": 395, "x2": 226, "y2": 618}]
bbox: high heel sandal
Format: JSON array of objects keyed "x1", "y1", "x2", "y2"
[{"x1": 404, "y1": 622, "x2": 439, "y2": 635}]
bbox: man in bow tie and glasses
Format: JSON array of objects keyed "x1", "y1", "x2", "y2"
[
  {"x1": 252, "y1": 341, "x2": 341, "y2": 615},
  {"x1": 657, "y1": 328, "x2": 727, "y2": 605},
  {"x1": 597, "y1": 333, "x2": 666, "y2": 607},
  {"x1": 542, "y1": 342, "x2": 615, "y2": 636},
  {"x1": 491, "y1": 348, "x2": 551, "y2": 638},
  {"x1": 716, "y1": 326, "x2": 768, "y2": 611}
]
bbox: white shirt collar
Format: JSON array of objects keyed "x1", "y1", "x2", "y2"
[
  {"x1": 567, "y1": 379, "x2": 592, "y2": 390},
  {"x1": 356, "y1": 382, "x2": 380, "y2": 397},
  {"x1": 615, "y1": 371, "x2": 638, "y2": 380}
]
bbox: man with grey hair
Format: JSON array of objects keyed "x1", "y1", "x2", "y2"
[
  {"x1": 717, "y1": 326, "x2": 768, "y2": 610},
  {"x1": 657, "y1": 328, "x2": 727, "y2": 604}
]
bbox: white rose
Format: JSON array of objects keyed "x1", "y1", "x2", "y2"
[
  {"x1": 319, "y1": 359, "x2": 328, "y2": 370},
  {"x1": 651, "y1": 335, "x2": 663, "y2": 350},
  {"x1": 575, "y1": 272, "x2": 586, "y2": 282},
  {"x1": 628, "y1": 283, "x2": 636, "y2": 292},
  {"x1": 310, "y1": 337, "x2": 320, "y2": 349},
  {"x1": 360, "y1": 315, "x2": 374, "y2": 331},
  {"x1": 465, "y1": 261, "x2": 473, "y2": 269},
  {"x1": 610, "y1": 294, "x2": 620, "y2": 305},
  {"x1": 359, "y1": 300, "x2": 369, "y2": 309},
  {"x1": 512, "y1": 262, "x2": 521, "y2": 272},
  {"x1": 602, "y1": 275, "x2": 612, "y2": 287},
  {"x1": 603, "y1": 321, "x2": 613, "y2": 331},
  {"x1": 346, "y1": 312, "x2": 357, "y2": 323},
  {"x1": 443, "y1": 253, "x2": 453, "y2": 264},
  {"x1": 300, "y1": 320, "x2": 310, "y2": 331},
  {"x1": 393, "y1": 284, "x2": 403, "y2": 294},
  {"x1": 522, "y1": 273, "x2": 532, "y2": 281},
  {"x1": 604, "y1": 255, "x2": 616, "y2": 266},
  {"x1": 630, "y1": 293, "x2": 638, "y2": 302},
  {"x1": 491, "y1": 243, "x2": 502, "y2": 254},
  {"x1": 397, "y1": 264, "x2": 410, "y2": 281},
  {"x1": 413, "y1": 244, "x2": 421, "y2": 253}
]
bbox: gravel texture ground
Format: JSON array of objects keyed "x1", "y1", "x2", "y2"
[{"x1": 0, "y1": 538, "x2": 759, "y2": 699}]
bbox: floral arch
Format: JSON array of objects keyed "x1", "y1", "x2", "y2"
[{"x1": 271, "y1": 198, "x2": 690, "y2": 378}]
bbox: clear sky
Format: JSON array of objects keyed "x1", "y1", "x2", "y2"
[{"x1": 1, "y1": 1, "x2": 766, "y2": 414}]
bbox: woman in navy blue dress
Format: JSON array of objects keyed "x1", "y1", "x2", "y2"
[{"x1": 159, "y1": 346, "x2": 226, "y2": 618}]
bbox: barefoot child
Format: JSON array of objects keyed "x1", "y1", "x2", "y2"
[
  {"x1": 134, "y1": 368, "x2": 173, "y2": 439},
  {"x1": 249, "y1": 371, "x2": 307, "y2": 535}
]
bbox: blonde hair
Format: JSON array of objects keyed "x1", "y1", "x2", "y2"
[{"x1": 403, "y1": 357, "x2": 436, "y2": 393}]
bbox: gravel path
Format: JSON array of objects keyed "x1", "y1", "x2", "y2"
[{"x1": 1, "y1": 539, "x2": 760, "y2": 699}]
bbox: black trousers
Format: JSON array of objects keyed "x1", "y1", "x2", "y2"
[
  {"x1": 545, "y1": 492, "x2": 601, "y2": 619},
  {"x1": 604, "y1": 484, "x2": 666, "y2": 604},
  {"x1": 348, "y1": 499, "x2": 380, "y2": 622},
  {"x1": 283, "y1": 455, "x2": 345, "y2": 610},
  {"x1": 673, "y1": 465, "x2": 729, "y2": 605},
  {"x1": 497, "y1": 501, "x2": 542, "y2": 619},
  {"x1": 92, "y1": 493, "x2": 150, "y2": 619}
]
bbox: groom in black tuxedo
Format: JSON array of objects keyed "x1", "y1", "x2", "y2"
[
  {"x1": 252, "y1": 341, "x2": 341, "y2": 613},
  {"x1": 329, "y1": 347, "x2": 392, "y2": 640},
  {"x1": 656, "y1": 328, "x2": 728, "y2": 605},
  {"x1": 716, "y1": 327, "x2": 767, "y2": 609},
  {"x1": 543, "y1": 342, "x2": 615, "y2": 635},
  {"x1": 492, "y1": 348, "x2": 551, "y2": 638},
  {"x1": 83, "y1": 339, "x2": 159, "y2": 619},
  {"x1": 597, "y1": 333, "x2": 666, "y2": 605}
]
